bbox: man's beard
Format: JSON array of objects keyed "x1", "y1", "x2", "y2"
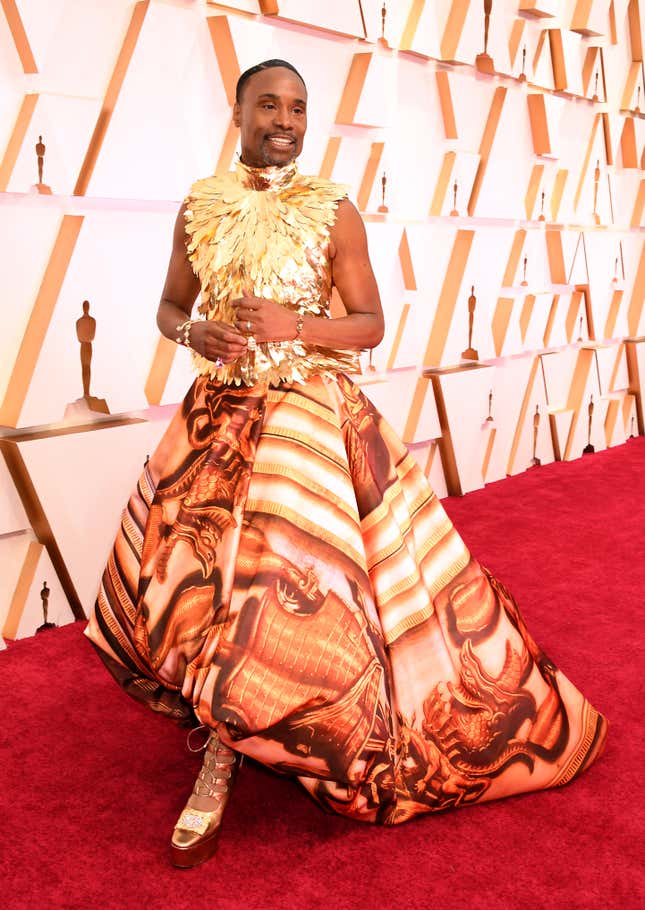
[{"x1": 260, "y1": 138, "x2": 297, "y2": 167}]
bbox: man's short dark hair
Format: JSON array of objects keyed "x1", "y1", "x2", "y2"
[{"x1": 235, "y1": 59, "x2": 306, "y2": 103}]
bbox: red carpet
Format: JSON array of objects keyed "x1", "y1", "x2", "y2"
[{"x1": 1, "y1": 439, "x2": 643, "y2": 910}]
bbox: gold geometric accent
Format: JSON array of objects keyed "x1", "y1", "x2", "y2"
[
  {"x1": 604, "y1": 289, "x2": 624, "y2": 338},
  {"x1": 422, "y1": 230, "x2": 475, "y2": 367},
  {"x1": 357, "y1": 142, "x2": 384, "y2": 212},
  {"x1": 481, "y1": 426, "x2": 496, "y2": 481},
  {"x1": 573, "y1": 113, "x2": 602, "y2": 216},
  {"x1": 0, "y1": 0, "x2": 37, "y2": 73},
  {"x1": 258, "y1": 0, "x2": 279, "y2": 14},
  {"x1": 625, "y1": 337, "x2": 645, "y2": 434},
  {"x1": 619, "y1": 117, "x2": 638, "y2": 168},
  {"x1": 630, "y1": 178, "x2": 645, "y2": 229},
  {"x1": 519, "y1": 1, "x2": 560, "y2": 17},
  {"x1": 545, "y1": 230, "x2": 567, "y2": 284},
  {"x1": 207, "y1": 16, "x2": 241, "y2": 107},
  {"x1": 519, "y1": 295, "x2": 536, "y2": 344},
  {"x1": 215, "y1": 120, "x2": 239, "y2": 175},
  {"x1": 425, "y1": 371, "x2": 461, "y2": 496},
  {"x1": 398, "y1": 230, "x2": 417, "y2": 291},
  {"x1": 441, "y1": 0, "x2": 469, "y2": 62},
  {"x1": 400, "y1": 0, "x2": 426, "y2": 53},
  {"x1": 2, "y1": 539, "x2": 43, "y2": 640},
  {"x1": 548, "y1": 30, "x2": 567, "y2": 91},
  {"x1": 551, "y1": 169, "x2": 568, "y2": 221},
  {"x1": 562, "y1": 348, "x2": 595, "y2": 460},
  {"x1": 492, "y1": 297, "x2": 514, "y2": 356},
  {"x1": 621, "y1": 61, "x2": 643, "y2": 109},
  {"x1": 468, "y1": 87, "x2": 507, "y2": 216},
  {"x1": 0, "y1": 441, "x2": 84, "y2": 620},
  {"x1": 627, "y1": 244, "x2": 645, "y2": 336},
  {"x1": 74, "y1": 1, "x2": 150, "y2": 195},
  {"x1": 336, "y1": 53, "x2": 372, "y2": 125},
  {"x1": 525, "y1": 163, "x2": 545, "y2": 219},
  {"x1": 435, "y1": 71, "x2": 458, "y2": 139},
  {"x1": 527, "y1": 94, "x2": 552, "y2": 155},
  {"x1": 144, "y1": 336, "x2": 177, "y2": 407},
  {"x1": 0, "y1": 215, "x2": 84, "y2": 428},
  {"x1": 0, "y1": 93, "x2": 39, "y2": 191},
  {"x1": 430, "y1": 151, "x2": 456, "y2": 216},
  {"x1": 319, "y1": 137, "x2": 341, "y2": 179},
  {"x1": 571, "y1": 1, "x2": 606, "y2": 37},
  {"x1": 508, "y1": 18, "x2": 525, "y2": 72},
  {"x1": 604, "y1": 397, "x2": 621, "y2": 445},
  {"x1": 627, "y1": 0, "x2": 643, "y2": 62},
  {"x1": 506, "y1": 355, "x2": 541, "y2": 474},
  {"x1": 386, "y1": 304, "x2": 411, "y2": 371},
  {"x1": 502, "y1": 230, "x2": 527, "y2": 287}
]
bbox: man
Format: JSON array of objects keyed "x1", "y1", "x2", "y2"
[
  {"x1": 86, "y1": 60, "x2": 605, "y2": 870},
  {"x1": 156, "y1": 61, "x2": 384, "y2": 372}
]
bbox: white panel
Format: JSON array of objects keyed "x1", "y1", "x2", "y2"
[
  {"x1": 0, "y1": 204, "x2": 62, "y2": 405},
  {"x1": 18, "y1": 415, "x2": 174, "y2": 614},
  {"x1": 15, "y1": 0, "x2": 134, "y2": 98},
  {"x1": 277, "y1": 0, "x2": 364, "y2": 36},
  {"x1": 89, "y1": 3, "x2": 226, "y2": 200},
  {"x1": 19, "y1": 209, "x2": 176, "y2": 427},
  {"x1": 0, "y1": 459, "x2": 29, "y2": 535},
  {"x1": 6, "y1": 93, "x2": 102, "y2": 194},
  {"x1": 0, "y1": 532, "x2": 32, "y2": 640}
]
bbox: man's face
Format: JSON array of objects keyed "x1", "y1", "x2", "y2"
[{"x1": 233, "y1": 67, "x2": 307, "y2": 167}]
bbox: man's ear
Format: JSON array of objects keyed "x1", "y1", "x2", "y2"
[{"x1": 232, "y1": 103, "x2": 241, "y2": 127}]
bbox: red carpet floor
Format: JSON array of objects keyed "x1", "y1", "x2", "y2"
[{"x1": 1, "y1": 439, "x2": 643, "y2": 910}]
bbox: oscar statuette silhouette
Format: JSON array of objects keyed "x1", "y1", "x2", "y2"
[
  {"x1": 32, "y1": 135, "x2": 52, "y2": 195},
  {"x1": 64, "y1": 300, "x2": 110, "y2": 421},
  {"x1": 378, "y1": 3, "x2": 389, "y2": 48},
  {"x1": 476, "y1": 1, "x2": 495, "y2": 74},
  {"x1": 377, "y1": 172, "x2": 389, "y2": 213},
  {"x1": 461, "y1": 286, "x2": 479, "y2": 361},
  {"x1": 36, "y1": 581, "x2": 57, "y2": 633},
  {"x1": 486, "y1": 390, "x2": 493, "y2": 422},
  {"x1": 582, "y1": 395, "x2": 595, "y2": 455},
  {"x1": 530, "y1": 404, "x2": 541, "y2": 467},
  {"x1": 450, "y1": 178, "x2": 459, "y2": 217}
]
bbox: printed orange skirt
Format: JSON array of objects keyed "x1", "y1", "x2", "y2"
[{"x1": 85, "y1": 373, "x2": 606, "y2": 824}]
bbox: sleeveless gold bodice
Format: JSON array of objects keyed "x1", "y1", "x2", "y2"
[{"x1": 184, "y1": 159, "x2": 361, "y2": 387}]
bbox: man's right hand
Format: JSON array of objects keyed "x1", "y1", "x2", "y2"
[{"x1": 190, "y1": 320, "x2": 248, "y2": 364}]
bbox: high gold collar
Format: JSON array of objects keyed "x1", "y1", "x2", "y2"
[{"x1": 235, "y1": 158, "x2": 299, "y2": 191}]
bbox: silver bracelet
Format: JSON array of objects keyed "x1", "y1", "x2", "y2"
[{"x1": 175, "y1": 318, "x2": 193, "y2": 349}]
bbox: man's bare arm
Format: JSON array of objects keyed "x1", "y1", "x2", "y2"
[{"x1": 156, "y1": 205, "x2": 247, "y2": 363}]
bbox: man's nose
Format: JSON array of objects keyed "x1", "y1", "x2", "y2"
[{"x1": 273, "y1": 106, "x2": 294, "y2": 129}]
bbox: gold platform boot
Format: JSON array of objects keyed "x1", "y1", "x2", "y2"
[{"x1": 171, "y1": 729, "x2": 240, "y2": 868}]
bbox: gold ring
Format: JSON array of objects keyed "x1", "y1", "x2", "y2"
[{"x1": 246, "y1": 320, "x2": 252, "y2": 332}]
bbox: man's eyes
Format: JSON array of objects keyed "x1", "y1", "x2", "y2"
[{"x1": 260, "y1": 103, "x2": 305, "y2": 114}]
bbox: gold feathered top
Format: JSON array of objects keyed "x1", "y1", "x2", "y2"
[{"x1": 184, "y1": 159, "x2": 361, "y2": 386}]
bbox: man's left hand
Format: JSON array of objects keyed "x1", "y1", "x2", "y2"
[{"x1": 231, "y1": 293, "x2": 297, "y2": 343}]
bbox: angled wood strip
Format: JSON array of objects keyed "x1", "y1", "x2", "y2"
[
  {"x1": 2, "y1": 540, "x2": 42, "y2": 640},
  {"x1": 0, "y1": 216, "x2": 84, "y2": 428},
  {"x1": 0, "y1": 93, "x2": 38, "y2": 191},
  {"x1": 74, "y1": 0, "x2": 150, "y2": 195},
  {"x1": 0, "y1": 441, "x2": 84, "y2": 620}
]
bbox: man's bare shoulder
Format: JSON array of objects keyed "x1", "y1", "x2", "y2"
[{"x1": 330, "y1": 198, "x2": 367, "y2": 256}]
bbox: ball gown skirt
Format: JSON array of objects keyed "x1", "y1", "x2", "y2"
[{"x1": 85, "y1": 371, "x2": 606, "y2": 824}]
